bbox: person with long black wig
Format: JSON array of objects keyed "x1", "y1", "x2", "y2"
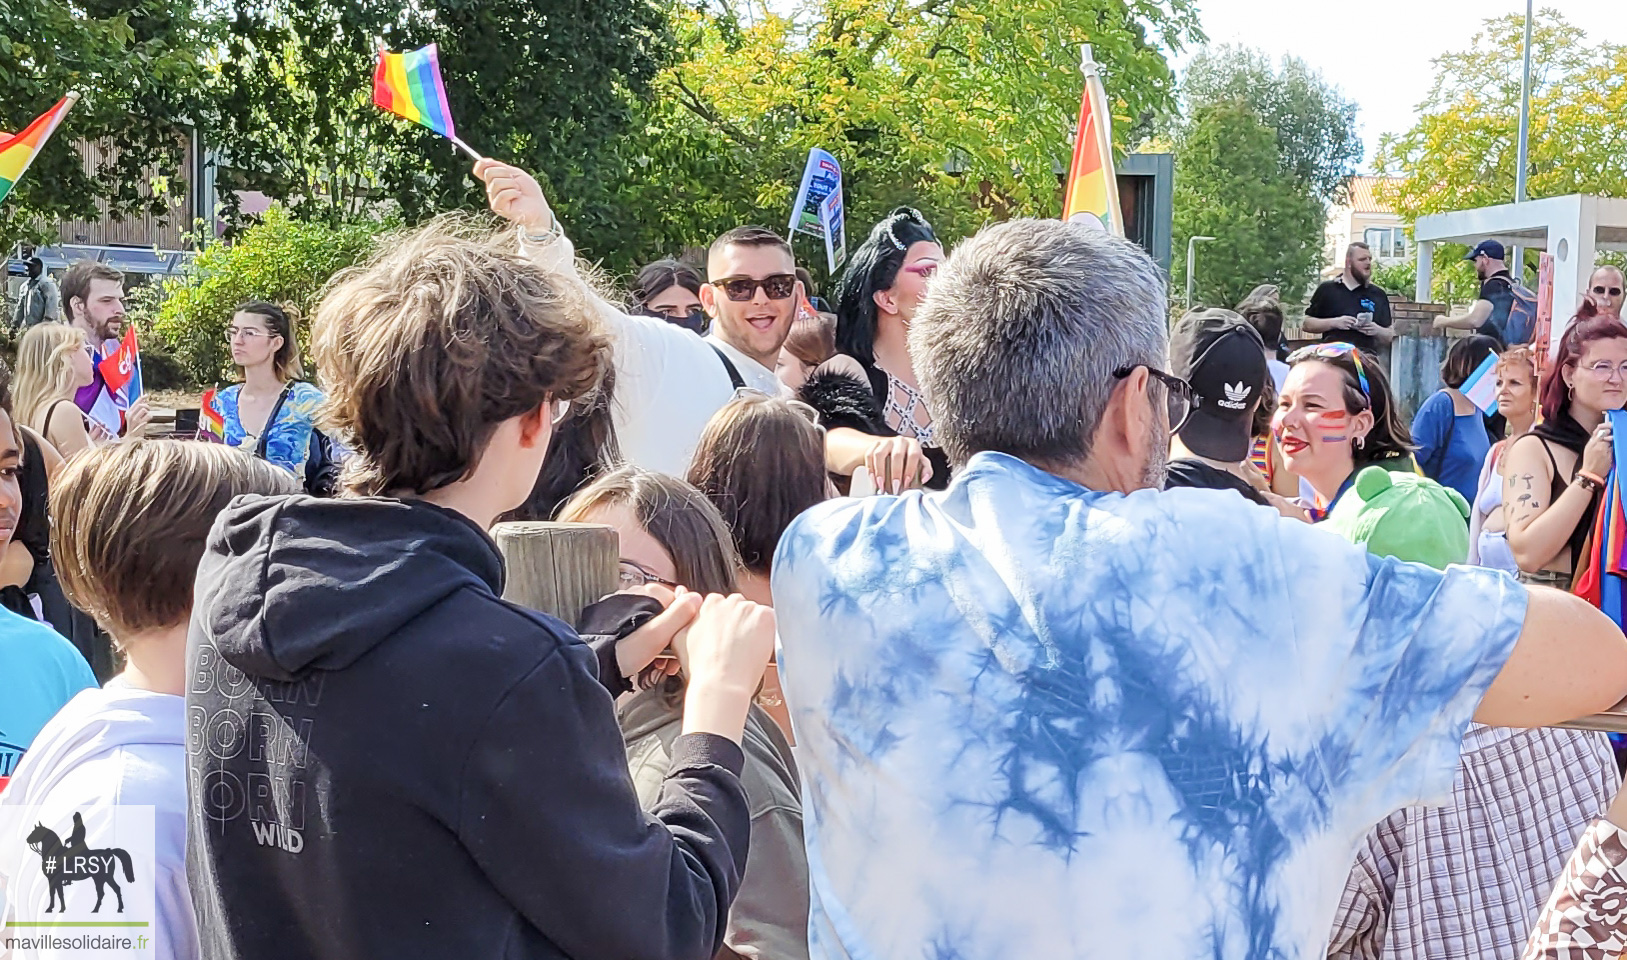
[{"x1": 801, "y1": 207, "x2": 947, "y2": 491}]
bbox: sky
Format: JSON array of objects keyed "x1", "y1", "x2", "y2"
[{"x1": 1172, "y1": 0, "x2": 1627, "y2": 172}]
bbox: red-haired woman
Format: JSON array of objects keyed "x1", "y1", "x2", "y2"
[{"x1": 1504, "y1": 316, "x2": 1627, "y2": 586}]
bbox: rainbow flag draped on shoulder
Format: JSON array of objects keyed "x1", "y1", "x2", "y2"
[
  {"x1": 1574, "y1": 409, "x2": 1627, "y2": 626},
  {"x1": 0, "y1": 93, "x2": 78, "y2": 206}
]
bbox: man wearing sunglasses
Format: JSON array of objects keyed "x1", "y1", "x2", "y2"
[
  {"x1": 699, "y1": 227, "x2": 802, "y2": 399},
  {"x1": 1587, "y1": 264, "x2": 1625, "y2": 320},
  {"x1": 770, "y1": 218, "x2": 1627, "y2": 960}
]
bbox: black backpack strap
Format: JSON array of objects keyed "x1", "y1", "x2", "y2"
[
  {"x1": 709, "y1": 344, "x2": 746, "y2": 391},
  {"x1": 255, "y1": 382, "x2": 295, "y2": 459}
]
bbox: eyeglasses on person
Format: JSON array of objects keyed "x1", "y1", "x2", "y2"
[
  {"x1": 226, "y1": 326, "x2": 274, "y2": 343},
  {"x1": 1594, "y1": 284, "x2": 1624, "y2": 298},
  {"x1": 1584, "y1": 360, "x2": 1627, "y2": 382},
  {"x1": 711, "y1": 274, "x2": 798, "y2": 302},
  {"x1": 617, "y1": 559, "x2": 678, "y2": 590},
  {"x1": 1112, "y1": 365, "x2": 1196, "y2": 434},
  {"x1": 1287, "y1": 342, "x2": 1372, "y2": 404}
]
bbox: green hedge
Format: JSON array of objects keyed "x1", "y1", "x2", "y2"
[{"x1": 150, "y1": 207, "x2": 388, "y2": 385}]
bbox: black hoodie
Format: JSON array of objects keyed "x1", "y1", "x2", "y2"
[{"x1": 185, "y1": 495, "x2": 750, "y2": 960}]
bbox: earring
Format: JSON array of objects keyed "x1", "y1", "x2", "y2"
[{"x1": 1353, "y1": 435, "x2": 1366, "y2": 451}]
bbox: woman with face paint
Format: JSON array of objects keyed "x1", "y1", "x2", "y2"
[
  {"x1": 1502, "y1": 316, "x2": 1627, "y2": 586},
  {"x1": 1273, "y1": 342, "x2": 1417, "y2": 521}
]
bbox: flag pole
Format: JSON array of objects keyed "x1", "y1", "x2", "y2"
[{"x1": 448, "y1": 136, "x2": 484, "y2": 162}]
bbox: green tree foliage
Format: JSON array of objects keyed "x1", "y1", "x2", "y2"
[
  {"x1": 1170, "y1": 48, "x2": 1353, "y2": 307},
  {"x1": 210, "y1": 0, "x2": 669, "y2": 261},
  {"x1": 1180, "y1": 45, "x2": 1362, "y2": 204},
  {"x1": 1171, "y1": 100, "x2": 1325, "y2": 309},
  {"x1": 0, "y1": 0, "x2": 219, "y2": 247},
  {"x1": 1375, "y1": 10, "x2": 1627, "y2": 300},
  {"x1": 149, "y1": 206, "x2": 385, "y2": 383},
  {"x1": 607, "y1": 0, "x2": 1203, "y2": 280}
]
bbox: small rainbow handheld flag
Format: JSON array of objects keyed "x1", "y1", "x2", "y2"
[
  {"x1": 373, "y1": 44, "x2": 478, "y2": 159},
  {"x1": 0, "y1": 93, "x2": 79, "y2": 207},
  {"x1": 200, "y1": 387, "x2": 226, "y2": 441}
]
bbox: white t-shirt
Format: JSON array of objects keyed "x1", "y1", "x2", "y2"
[
  {"x1": 0, "y1": 679, "x2": 198, "y2": 960},
  {"x1": 771, "y1": 451, "x2": 1527, "y2": 960},
  {"x1": 522, "y1": 230, "x2": 734, "y2": 476}
]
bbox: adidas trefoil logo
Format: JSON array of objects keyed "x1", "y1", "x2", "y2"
[{"x1": 1219, "y1": 381, "x2": 1251, "y2": 410}]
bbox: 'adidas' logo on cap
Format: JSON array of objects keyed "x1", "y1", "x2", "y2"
[{"x1": 1218, "y1": 382, "x2": 1251, "y2": 410}]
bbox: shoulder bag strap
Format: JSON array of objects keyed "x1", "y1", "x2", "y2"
[
  {"x1": 708, "y1": 344, "x2": 746, "y2": 391},
  {"x1": 255, "y1": 382, "x2": 295, "y2": 459},
  {"x1": 1425, "y1": 398, "x2": 1458, "y2": 479}
]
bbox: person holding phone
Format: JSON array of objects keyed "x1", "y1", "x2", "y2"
[{"x1": 1303, "y1": 242, "x2": 1395, "y2": 354}]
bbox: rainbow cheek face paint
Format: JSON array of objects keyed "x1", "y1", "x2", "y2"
[{"x1": 1309, "y1": 410, "x2": 1350, "y2": 443}]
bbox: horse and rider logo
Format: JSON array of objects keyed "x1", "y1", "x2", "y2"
[{"x1": 24, "y1": 811, "x2": 136, "y2": 913}]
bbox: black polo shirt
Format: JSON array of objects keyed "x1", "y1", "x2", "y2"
[{"x1": 1306, "y1": 278, "x2": 1393, "y2": 355}]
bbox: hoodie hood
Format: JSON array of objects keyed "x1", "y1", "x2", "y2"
[{"x1": 196, "y1": 495, "x2": 504, "y2": 682}]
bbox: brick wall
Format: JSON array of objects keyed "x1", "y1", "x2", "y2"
[{"x1": 1387, "y1": 294, "x2": 1447, "y2": 334}]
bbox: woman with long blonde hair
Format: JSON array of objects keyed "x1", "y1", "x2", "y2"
[{"x1": 15, "y1": 323, "x2": 109, "y2": 459}]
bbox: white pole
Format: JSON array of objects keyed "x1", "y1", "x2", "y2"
[{"x1": 1515, "y1": 0, "x2": 1533, "y2": 204}]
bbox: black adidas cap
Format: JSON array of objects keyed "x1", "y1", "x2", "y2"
[{"x1": 1168, "y1": 309, "x2": 1269, "y2": 462}]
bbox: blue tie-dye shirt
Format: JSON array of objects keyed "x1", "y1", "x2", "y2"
[
  {"x1": 210, "y1": 381, "x2": 325, "y2": 476},
  {"x1": 771, "y1": 451, "x2": 1527, "y2": 960}
]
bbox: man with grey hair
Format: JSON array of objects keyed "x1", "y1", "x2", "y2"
[{"x1": 771, "y1": 219, "x2": 1627, "y2": 960}]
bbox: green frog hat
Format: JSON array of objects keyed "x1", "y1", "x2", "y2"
[{"x1": 1323, "y1": 465, "x2": 1470, "y2": 571}]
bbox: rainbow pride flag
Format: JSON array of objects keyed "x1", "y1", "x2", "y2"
[
  {"x1": 1062, "y1": 50, "x2": 1122, "y2": 236},
  {"x1": 0, "y1": 93, "x2": 78, "y2": 206},
  {"x1": 373, "y1": 44, "x2": 456, "y2": 140}
]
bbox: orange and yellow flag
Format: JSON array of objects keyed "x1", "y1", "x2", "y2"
[{"x1": 1062, "y1": 59, "x2": 1122, "y2": 235}]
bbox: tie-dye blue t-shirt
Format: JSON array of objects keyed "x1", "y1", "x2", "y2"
[{"x1": 771, "y1": 451, "x2": 1527, "y2": 960}]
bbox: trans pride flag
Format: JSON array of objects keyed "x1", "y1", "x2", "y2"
[{"x1": 0, "y1": 94, "x2": 78, "y2": 206}]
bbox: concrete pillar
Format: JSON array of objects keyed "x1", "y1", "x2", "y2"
[
  {"x1": 1415, "y1": 240, "x2": 1434, "y2": 304},
  {"x1": 1548, "y1": 199, "x2": 1595, "y2": 352}
]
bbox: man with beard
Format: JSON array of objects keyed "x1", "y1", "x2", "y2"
[
  {"x1": 1304, "y1": 241, "x2": 1395, "y2": 354},
  {"x1": 60, "y1": 260, "x2": 150, "y2": 438},
  {"x1": 1435, "y1": 239, "x2": 1519, "y2": 344},
  {"x1": 768, "y1": 218, "x2": 1627, "y2": 960}
]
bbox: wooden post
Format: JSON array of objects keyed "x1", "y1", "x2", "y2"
[{"x1": 492, "y1": 522, "x2": 618, "y2": 626}]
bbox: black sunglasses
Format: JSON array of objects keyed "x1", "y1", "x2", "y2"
[
  {"x1": 1595, "y1": 285, "x2": 1624, "y2": 297},
  {"x1": 711, "y1": 274, "x2": 797, "y2": 302},
  {"x1": 1114, "y1": 365, "x2": 1196, "y2": 433}
]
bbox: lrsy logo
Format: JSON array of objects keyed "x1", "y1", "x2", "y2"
[{"x1": 24, "y1": 812, "x2": 136, "y2": 913}]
